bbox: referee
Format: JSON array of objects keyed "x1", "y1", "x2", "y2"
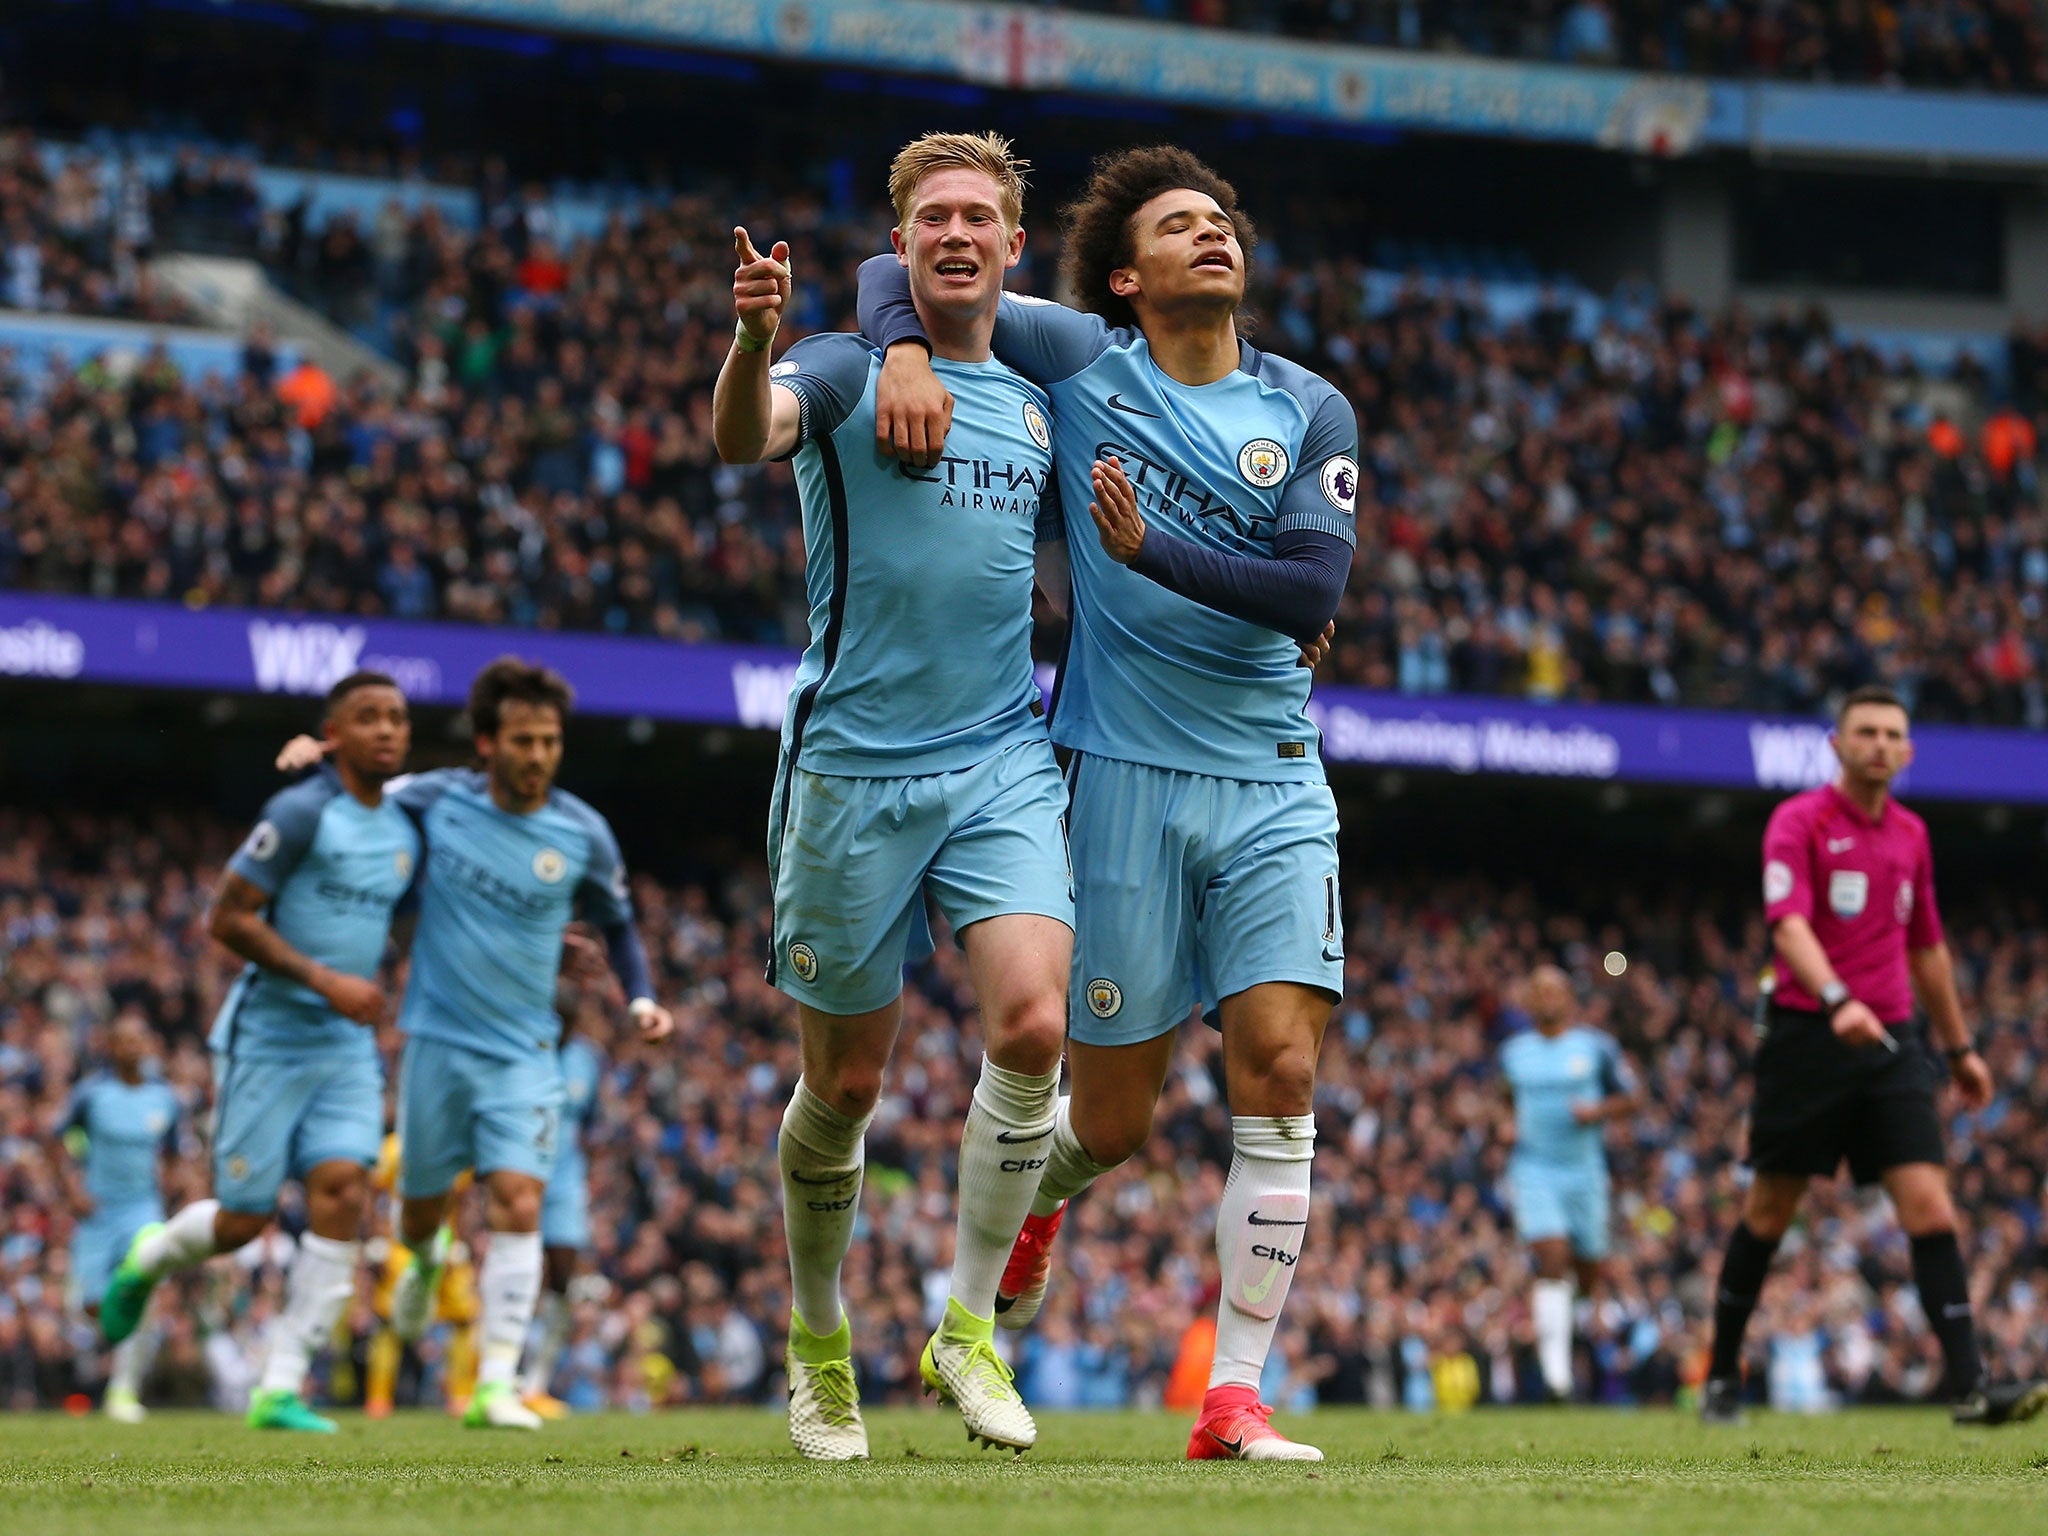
[{"x1": 1701, "y1": 686, "x2": 2045, "y2": 1427}]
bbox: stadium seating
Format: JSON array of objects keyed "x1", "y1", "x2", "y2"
[{"x1": 0, "y1": 805, "x2": 2041, "y2": 1411}]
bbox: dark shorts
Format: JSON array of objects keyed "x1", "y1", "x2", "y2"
[{"x1": 1746, "y1": 1004, "x2": 1946, "y2": 1185}]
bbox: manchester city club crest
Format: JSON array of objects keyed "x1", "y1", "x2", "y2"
[
  {"x1": 395, "y1": 850, "x2": 413, "y2": 880},
  {"x1": 1022, "y1": 399, "x2": 1051, "y2": 452},
  {"x1": 532, "y1": 848, "x2": 568, "y2": 884},
  {"x1": 1238, "y1": 438, "x2": 1288, "y2": 488},
  {"x1": 789, "y1": 941, "x2": 820, "y2": 983},
  {"x1": 1085, "y1": 977, "x2": 1123, "y2": 1018}
]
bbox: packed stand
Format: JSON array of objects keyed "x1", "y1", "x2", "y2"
[
  {"x1": 1028, "y1": 1, "x2": 2048, "y2": 92},
  {"x1": 1, "y1": 803, "x2": 2042, "y2": 1412},
  {"x1": 0, "y1": 132, "x2": 194, "y2": 324},
  {"x1": 4, "y1": 163, "x2": 2044, "y2": 725}
]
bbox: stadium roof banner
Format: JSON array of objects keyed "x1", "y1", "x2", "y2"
[
  {"x1": 320, "y1": 0, "x2": 1712, "y2": 153},
  {"x1": 6, "y1": 593, "x2": 2047, "y2": 804}
]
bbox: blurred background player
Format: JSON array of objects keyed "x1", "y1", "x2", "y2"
[
  {"x1": 1702, "y1": 686, "x2": 2047, "y2": 1428},
  {"x1": 861, "y1": 144, "x2": 1355, "y2": 1462},
  {"x1": 377, "y1": 658, "x2": 673, "y2": 1431},
  {"x1": 362, "y1": 1136, "x2": 479, "y2": 1419},
  {"x1": 99, "y1": 672, "x2": 417, "y2": 1434},
  {"x1": 54, "y1": 1011, "x2": 184, "y2": 1424},
  {"x1": 1498, "y1": 964, "x2": 1638, "y2": 1402},
  {"x1": 715, "y1": 133, "x2": 1071, "y2": 1459},
  {"x1": 521, "y1": 999, "x2": 605, "y2": 1419}
]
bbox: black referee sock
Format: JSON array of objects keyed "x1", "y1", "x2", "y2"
[
  {"x1": 1909, "y1": 1231, "x2": 1982, "y2": 1400},
  {"x1": 1708, "y1": 1222, "x2": 1781, "y2": 1381}
]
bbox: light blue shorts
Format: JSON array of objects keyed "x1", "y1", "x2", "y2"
[
  {"x1": 1066, "y1": 754, "x2": 1342, "y2": 1048},
  {"x1": 211, "y1": 1049, "x2": 384, "y2": 1214},
  {"x1": 72, "y1": 1203, "x2": 161, "y2": 1310},
  {"x1": 540, "y1": 1149, "x2": 591, "y2": 1250},
  {"x1": 1507, "y1": 1158, "x2": 1612, "y2": 1259},
  {"x1": 766, "y1": 736, "x2": 1074, "y2": 1016},
  {"x1": 397, "y1": 1033, "x2": 563, "y2": 1198}
]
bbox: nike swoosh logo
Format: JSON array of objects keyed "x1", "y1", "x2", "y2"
[
  {"x1": 1106, "y1": 393, "x2": 1158, "y2": 418},
  {"x1": 995, "y1": 1128, "x2": 1048, "y2": 1144},
  {"x1": 1210, "y1": 1431, "x2": 1245, "y2": 1456},
  {"x1": 787, "y1": 1170, "x2": 854, "y2": 1186},
  {"x1": 1240, "y1": 1261, "x2": 1283, "y2": 1306},
  {"x1": 1246, "y1": 1213, "x2": 1307, "y2": 1227},
  {"x1": 1321, "y1": 947, "x2": 1344, "y2": 963}
]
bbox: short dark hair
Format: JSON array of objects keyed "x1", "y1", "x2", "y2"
[
  {"x1": 1059, "y1": 145, "x2": 1257, "y2": 335},
  {"x1": 469, "y1": 656, "x2": 574, "y2": 738},
  {"x1": 1836, "y1": 684, "x2": 1908, "y2": 727},
  {"x1": 325, "y1": 670, "x2": 400, "y2": 716}
]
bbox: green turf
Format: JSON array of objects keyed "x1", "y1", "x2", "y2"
[{"x1": 2, "y1": 1406, "x2": 2043, "y2": 1536}]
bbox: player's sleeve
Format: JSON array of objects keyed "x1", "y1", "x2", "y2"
[
  {"x1": 1274, "y1": 384, "x2": 1360, "y2": 547},
  {"x1": 575, "y1": 811, "x2": 655, "y2": 1004},
  {"x1": 854, "y1": 254, "x2": 1109, "y2": 384},
  {"x1": 1128, "y1": 526, "x2": 1350, "y2": 645},
  {"x1": 772, "y1": 332, "x2": 874, "y2": 452},
  {"x1": 1035, "y1": 456, "x2": 1065, "y2": 545},
  {"x1": 1907, "y1": 824, "x2": 1945, "y2": 949},
  {"x1": 226, "y1": 781, "x2": 327, "y2": 895},
  {"x1": 1599, "y1": 1037, "x2": 1637, "y2": 1097},
  {"x1": 387, "y1": 768, "x2": 456, "y2": 820},
  {"x1": 1761, "y1": 801, "x2": 1814, "y2": 924}
]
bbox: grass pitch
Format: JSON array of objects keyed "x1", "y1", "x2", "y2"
[{"x1": 3, "y1": 1405, "x2": 2044, "y2": 1536}]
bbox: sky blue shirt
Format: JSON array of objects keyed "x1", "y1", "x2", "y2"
[
  {"x1": 393, "y1": 769, "x2": 634, "y2": 1062},
  {"x1": 860, "y1": 282, "x2": 1360, "y2": 783},
  {"x1": 1498, "y1": 1025, "x2": 1632, "y2": 1173},
  {"x1": 64, "y1": 1074, "x2": 182, "y2": 1211},
  {"x1": 210, "y1": 767, "x2": 421, "y2": 1061},
  {"x1": 771, "y1": 332, "x2": 1057, "y2": 777}
]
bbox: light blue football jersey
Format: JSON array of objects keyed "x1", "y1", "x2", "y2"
[
  {"x1": 771, "y1": 332, "x2": 1058, "y2": 777},
  {"x1": 977, "y1": 296, "x2": 1358, "y2": 782},
  {"x1": 210, "y1": 767, "x2": 422, "y2": 1061},
  {"x1": 1498, "y1": 1025, "x2": 1632, "y2": 1172},
  {"x1": 393, "y1": 770, "x2": 635, "y2": 1062},
  {"x1": 64, "y1": 1074, "x2": 182, "y2": 1210}
]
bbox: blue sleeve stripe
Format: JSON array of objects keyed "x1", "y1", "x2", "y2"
[{"x1": 1275, "y1": 508, "x2": 1358, "y2": 545}]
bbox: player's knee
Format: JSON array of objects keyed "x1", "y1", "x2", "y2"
[
  {"x1": 984, "y1": 989, "x2": 1065, "y2": 1075},
  {"x1": 1898, "y1": 1190, "x2": 1958, "y2": 1237},
  {"x1": 1073, "y1": 1106, "x2": 1151, "y2": 1169},
  {"x1": 493, "y1": 1182, "x2": 545, "y2": 1233},
  {"x1": 214, "y1": 1209, "x2": 270, "y2": 1251},
  {"x1": 810, "y1": 1067, "x2": 883, "y2": 1121},
  {"x1": 1236, "y1": 1050, "x2": 1317, "y2": 1118}
]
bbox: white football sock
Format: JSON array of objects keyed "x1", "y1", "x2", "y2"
[
  {"x1": 476, "y1": 1230, "x2": 544, "y2": 1391},
  {"x1": 779, "y1": 1081, "x2": 873, "y2": 1338},
  {"x1": 521, "y1": 1290, "x2": 571, "y2": 1398},
  {"x1": 1028, "y1": 1097, "x2": 1117, "y2": 1218},
  {"x1": 948, "y1": 1059, "x2": 1058, "y2": 1319},
  {"x1": 258, "y1": 1233, "x2": 358, "y2": 1398},
  {"x1": 1533, "y1": 1278, "x2": 1575, "y2": 1397},
  {"x1": 1207, "y1": 1115, "x2": 1315, "y2": 1392},
  {"x1": 134, "y1": 1200, "x2": 224, "y2": 1277},
  {"x1": 108, "y1": 1332, "x2": 148, "y2": 1398}
]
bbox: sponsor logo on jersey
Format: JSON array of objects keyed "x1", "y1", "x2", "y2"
[
  {"x1": 1237, "y1": 438, "x2": 1288, "y2": 488},
  {"x1": 1320, "y1": 455, "x2": 1358, "y2": 515},
  {"x1": 1763, "y1": 859, "x2": 1794, "y2": 904},
  {"x1": 1022, "y1": 399, "x2": 1051, "y2": 450},
  {"x1": 532, "y1": 848, "x2": 568, "y2": 885},
  {"x1": 1085, "y1": 977, "x2": 1122, "y2": 1018},
  {"x1": 1828, "y1": 869, "x2": 1869, "y2": 918},
  {"x1": 788, "y1": 941, "x2": 819, "y2": 984}
]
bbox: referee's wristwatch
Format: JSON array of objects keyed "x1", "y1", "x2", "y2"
[
  {"x1": 1944, "y1": 1042, "x2": 1978, "y2": 1066},
  {"x1": 1820, "y1": 979, "x2": 1852, "y2": 1016}
]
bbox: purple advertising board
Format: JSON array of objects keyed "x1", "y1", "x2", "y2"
[{"x1": 4, "y1": 593, "x2": 2045, "y2": 804}]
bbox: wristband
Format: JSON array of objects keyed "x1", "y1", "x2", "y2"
[
  {"x1": 1820, "y1": 980, "x2": 1850, "y2": 1013},
  {"x1": 1944, "y1": 1043, "x2": 1976, "y2": 1065},
  {"x1": 734, "y1": 322, "x2": 771, "y2": 355}
]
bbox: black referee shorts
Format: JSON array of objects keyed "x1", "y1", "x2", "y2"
[{"x1": 1746, "y1": 1003, "x2": 1947, "y2": 1186}]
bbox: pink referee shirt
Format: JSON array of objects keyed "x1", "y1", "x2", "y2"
[{"x1": 1762, "y1": 783, "x2": 1943, "y2": 1024}]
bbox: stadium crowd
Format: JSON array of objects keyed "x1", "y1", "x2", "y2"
[
  {"x1": 1, "y1": 802, "x2": 2042, "y2": 1414},
  {"x1": 1035, "y1": 1, "x2": 2048, "y2": 92},
  {"x1": 3, "y1": 139, "x2": 2043, "y2": 725}
]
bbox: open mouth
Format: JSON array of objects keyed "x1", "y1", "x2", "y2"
[
  {"x1": 935, "y1": 258, "x2": 980, "y2": 280},
  {"x1": 1192, "y1": 250, "x2": 1234, "y2": 271}
]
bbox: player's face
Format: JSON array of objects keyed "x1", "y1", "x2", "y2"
[
  {"x1": 480, "y1": 699, "x2": 564, "y2": 809},
  {"x1": 892, "y1": 167, "x2": 1023, "y2": 319},
  {"x1": 1832, "y1": 703, "x2": 1913, "y2": 789},
  {"x1": 325, "y1": 684, "x2": 410, "y2": 782},
  {"x1": 1109, "y1": 189, "x2": 1246, "y2": 320},
  {"x1": 107, "y1": 1015, "x2": 152, "y2": 1073},
  {"x1": 1527, "y1": 967, "x2": 1573, "y2": 1030}
]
